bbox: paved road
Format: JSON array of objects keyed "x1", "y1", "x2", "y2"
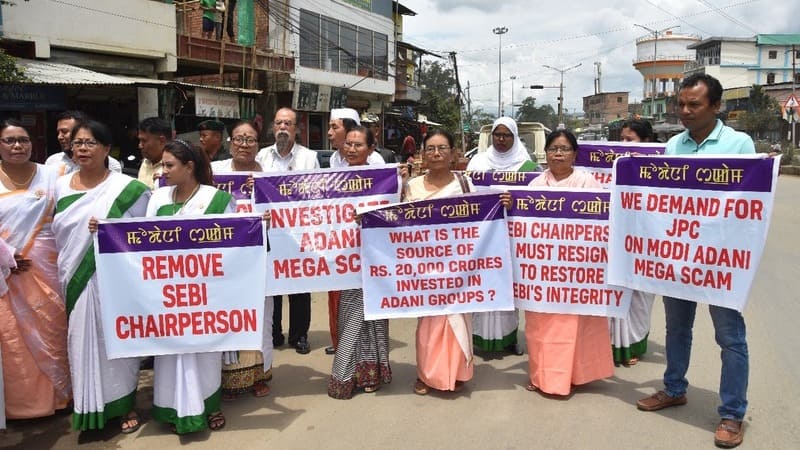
[{"x1": 2, "y1": 177, "x2": 798, "y2": 450}]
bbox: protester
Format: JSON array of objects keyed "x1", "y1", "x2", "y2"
[
  {"x1": 636, "y1": 73, "x2": 755, "y2": 449},
  {"x1": 199, "y1": 119, "x2": 231, "y2": 162},
  {"x1": 520, "y1": 129, "x2": 614, "y2": 396},
  {"x1": 212, "y1": 122, "x2": 273, "y2": 401},
  {"x1": 609, "y1": 118, "x2": 657, "y2": 367},
  {"x1": 144, "y1": 140, "x2": 234, "y2": 434},
  {"x1": 257, "y1": 108, "x2": 318, "y2": 354},
  {"x1": 137, "y1": 117, "x2": 172, "y2": 189},
  {"x1": 200, "y1": 0, "x2": 216, "y2": 39},
  {"x1": 401, "y1": 134, "x2": 417, "y2": 162},
  {"x1": 362, "y1": 114, "x2": 397, "y2": 163},
  {"x1": 225, "y1": 0, "x2": 237, "y2": 43},
  {"x1": 407, "y1": 130, "x2": 474, "y2": 395},
  {"x1": 328, "y1": 108, "x2": 384, "y2": 168},
  {"x1": 327, "y1": 126, "x2": 393, "y2": 399},
  {"x1": 467, "y1": 117, "x2": 536, "y2": 355},
  {"x1": 45, "y1": 111, "x2": 122, "y2": 175},
  {"x1": 0, "y1": 120, "x2": 71, "y2": 420},
  {"x1": 52, "y1": 120, "x2": 150, "y2": 433}
]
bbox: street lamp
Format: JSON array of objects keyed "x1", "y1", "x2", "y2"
[
  {"x1": 493, "y1": 26, "x2": 509, "y2": 117},
  {"x1": 634, "y1": 24, "x2": 679, "y2": 121},
  {"x1": 510, "y1": 75, "x2": 517, "y2": 118},
  {"x1": 543, "y1": 63, "x2": 582, "y2": 128}
]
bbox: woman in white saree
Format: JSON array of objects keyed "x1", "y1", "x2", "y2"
[
  {"x1": 52, "y1": 120, "x2": 150, "y2": 433},
  {"x1": 147, "y1": 140, "x2": 234, "y2": 434}
]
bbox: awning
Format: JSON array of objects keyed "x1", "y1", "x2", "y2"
[{"x1": 14, "y1": 58, "x2": 262, "y2": 95}]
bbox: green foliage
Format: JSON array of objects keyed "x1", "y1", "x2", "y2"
[
  {"x1": 418, "y1": 61, "x2": 460, "y2": 134},
  {"x1": 0, "y1": 49, "x2": 28, "y2": 83},
  {"x1": 514, "y1": 97, "x2": 557, "y2": 129},
  {"x1": 739, "y1": 84, "x2": 780, "y2": 139}
]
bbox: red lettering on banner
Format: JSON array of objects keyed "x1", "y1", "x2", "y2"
[
  {"x1": 593, "y1": 172, "x2": 612, "y2": 185},
  {"x1": 508, "y1": 220, "x2": 527, "y2": 238},
  {"x1": 380, "y1": 295, "x2": 424, "y2": 308},
  {"x1": 620, "y1": 192, "x2": 643, "y2": 210},
  {"x1": 557, "y1": 245, "x2": 607, "y2": 263},
  {"x1": 236, "y1": 203, "x2": 253, "y2": 213},
  {"x1": 369, "y1": 265, "x2": 390, "y2": 277},
  {"x1": 452, "y1": 226, "x2": 479, "y2": 239},
  {"x1": 545, "y1": 287, "x2": 622, "y2": 306},
  {"x1": 515, "y1": 242, "x2": 553, "y2": 260},
  {"x1": 396, "y1": 245, "x2": 453, "y2": 259},
  {"x1": 427, "y1": 291, "x2": 484, "y2": 305},
  {"x1": 142, "y1": 253, "x2": 224, "y2": 280},
  {"x1": 691, "y1": 245, "x2": 751, "y2": 269},
  {"x1": 665, "y1": 218, "x2": 700, "y2": 238},
  {"x1": 299, "y1": 228, "x2": 360, "y2": 252},
  {"x1": 335, "y1": 253, "x2": 360, "y2": 274},
  {"x1": 447, "y1": 257, "x2": 503, "y2": 272},
  {"x1": 646, "y1": 239, "x2": 690, "y2": 261},
  {"x1": 270, "y1": 204, "x2": 356, "y2": 228},
  {"x1": 530, "y1": 223, "x2": 608, "y2": 241},
  {"x1": 723, "y1": 198, "x2": 763, "y2": 220},
  {"x1": 388, "y1": 229, "x2": 430, "y2": 243},
  {"x1": 645, "y1": 194, "x2": 720, "y2": 216},
  {"x1": 162, "y1": 283, "x2": 209, "y2": 308},
  {"x1": 679, "y1": 267, "x2": 733, "y2": 290},
  {"x1": 539, "y1": 266, "x2": 604, "y2": 284},
  {"x1": 513, "y1": 283, "x2": 542, "y2": 302},
  {"x1": 633, "y1": 258, "x2": 676, "y2": 281},
  {"x1": 274, "y1": 257, "x2": 331, "y2": 278},
  {"x1": 114, "y1": 309, "x2": 258, "y2": 339}
]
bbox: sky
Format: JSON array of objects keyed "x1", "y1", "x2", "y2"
[{"x1": 399, "y1": 0, "x2": 800, "y2": 118}]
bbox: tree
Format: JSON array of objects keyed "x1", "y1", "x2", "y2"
[
  {"x1": 738, "y1": 84, "x2": 780, "y2": 140},
  {"x1": 0, "y1": 49, "x2": 28, "y2": 83},
  {"x1": 418, "y1": 61, "x2": 460, "y2": 133},
  {"x1": 514, "y1": 96, "x2": 557, "y2": 129}
]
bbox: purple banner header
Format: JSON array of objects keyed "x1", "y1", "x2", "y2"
[
  {"x1": 574, "y1": 141, "x2": 664, "y2": 169},
  {"x1": 97, "y1": 216, "x2": 264, "y2": 254},
  {"x1": 254, "y1": 167, "x2": 399, "y2": 203},
  {"x1": 508, "y1": 189, "x2": 610, "y2": 220},
  {"x1": 461, "y1": 170, "x2": 541, "y2": 187},
  {"x1": 213, "y1": 173, "x2": 252, "y2": 201},
  {"x1": 614, "y1": 155, "x2": 775, "y2": 192},
  {"x1": 361, "y1": 192, "x2": 504, "y2": 228}
]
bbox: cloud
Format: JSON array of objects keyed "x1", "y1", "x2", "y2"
[{"x1": 401, "y1": 0, "x2": 800, "y2": 117}]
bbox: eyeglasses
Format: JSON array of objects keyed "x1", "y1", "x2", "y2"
[
  {"x1": 71, "y1": 140, "x2": 99, "y2": 149},
  {"x1": 343, "y1": 141, "x2": 367, "y2": 149},
  {"x1": 492, "y1": 132, "x2": 514, "y2": 140},
  {"x1": 545, "y1": 145, "x2": 574, "y2": 153},
  {"x1": 274, "y1": 120, "x2": 294, "y2": 127},
  {"x1": 0, "y1": 136, "x2": 32, "y2": 146},
  {"x1": 424, "y1": 145, "x2": 451, "y2": 154},
  {"x1": 232, "y1": 136, "x2": 258, "y2": 145}
]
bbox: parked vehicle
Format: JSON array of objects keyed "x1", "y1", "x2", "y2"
[{"x1": 476, "y1": 122, "x2": 551, "y2": 165}]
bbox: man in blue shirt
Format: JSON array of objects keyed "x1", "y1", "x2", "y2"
[{"x1": 637, "y1": 74, "x2": 753, "y2": 449}]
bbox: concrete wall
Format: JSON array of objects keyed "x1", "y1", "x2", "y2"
[{"x1": 2, "y1": 0, "x2": 176, "y2": 72}]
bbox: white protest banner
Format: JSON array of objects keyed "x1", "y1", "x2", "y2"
[
  {"x1": 507, "y1": 187, "x2": 632, "y2": 318},
  {"x1": 213, "y1": 172, "x2": 254, "y2": 213},
  {"x1": 574, "y1": 141, "x2": 664, "y2": 187},
  {"x1": 360, "y1": 192, "x2": 514, "y2": 320},
  {"x1": 253, "y1": 165, "x2": 402, "y2": 295},
  {"x1": 607, "y1": 155, "x2": 779, "y2": 312},
  {"x1": 94, "y1": 214, "x2": 267, "y2": 359}
]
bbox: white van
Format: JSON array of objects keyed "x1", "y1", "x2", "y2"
[{"x1": 477, "y1": 122, "x2": 551, "y2": 166}]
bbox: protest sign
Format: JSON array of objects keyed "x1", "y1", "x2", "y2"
[
  {"x1": 253, "y1": 165, "x2": 402, "y2": 295},
  {"x1": 360, "y1": 192, "x2": 514, "y2": 320},
  {"x1": 213, "y1": 172, "x2": 254, "y2": 212},
  {"x1": 94, "y1": 214, "x2": 267, "y2": 358},
  {"x1": 461, "y1": 170, "x2": 540, "y2": 189},
  {"x1": 607, "y1": 155, "x2": 779, "y2": 312},
  {"x1": 574, "y1": 141, "x2": 664, "y2": 187},
  {"x1": 507, "y1": 187, "x2": 632, "y2": 318}
]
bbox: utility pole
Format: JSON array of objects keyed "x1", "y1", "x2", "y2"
[
  {"x1": 493, "y1": 27, "x2": 508, "y2": 117},
  {"x1": 543, "y1": 63, "x2": 582, "y2": 128},
  {"x1": 510, "y1": 75, "x2": 517, "y2": 118},
  {"x1": 792, "y1": 44, "x2": 797, "y2": 147},
  {"x1": 634, "y1": 24, "x2": 678, "y2": 121}
]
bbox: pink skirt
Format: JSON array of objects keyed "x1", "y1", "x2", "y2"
[{"x1": 416, "y1": 315, "x2": 473, "y2": 391}]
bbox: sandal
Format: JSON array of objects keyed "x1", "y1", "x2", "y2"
[
  {"x1": 222, "y1": 392, "x2": 238, "y2": 402},
  {"x1": 364, "y1": 384, "x2": 380, "y2": 393},
  {"x1": 413, "y1": 379, "x2": 429, "y2": 396},
  {"x1": 120, "y1": 411, "x2": 141, "y2": 434},
  {"x1": 207, "y1": 411, "x2": 226, "y2": 431},
  {"x1": 525, "y1": 382, "x2": 538, "y2": 392},
  {"x1": 623, "y1": 357, "x2": 639, "y2": 367},
  {"x1": 253, "y1": 381, "x2": 271, "y2": 397}
]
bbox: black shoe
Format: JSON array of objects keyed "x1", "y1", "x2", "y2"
[
  {"x1": 140, "y1": 356, "x2": 154, "y2": 370},
  {"x1": 324, "y1": 346, "x2": 336, "y2": 355},
  {"x1": 273, "y1": 334, "x2": 285, "y2": 347},
  {"x1": 507, "y1": 344, "x2": 523, "y2": 356},
  {"x1": 295, "y1": 337, "x2": 310, "y2": 354}
]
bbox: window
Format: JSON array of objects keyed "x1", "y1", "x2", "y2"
[
  {"x1": 795, "y1": 72, "x2": 800, "y2": 84},
  {"x1": 299, "y1": 10, "x2": 321, "y2": 69},
  {"x1": 322, "y1": 17, "x2": 339, "y2": 72},
  {"x1": 767, "y1": 72, "x2": 775, "y2": 84},
  {"x1": 357, "y1": 28, "x2": 373, "y2": 77},
  {"x1": 768, "y1": 50, "x2": 777, "y2": 59},
  {"x1": 617, "y1": 96, "x2": 622, "y2": 103},
  {"x1": 340, "y1": 23, "x2": 357, "y2": 75}
]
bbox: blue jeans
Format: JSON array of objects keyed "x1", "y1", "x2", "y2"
[{"x1": 663, "y1": 296, "x2": 749, "y2": 421}]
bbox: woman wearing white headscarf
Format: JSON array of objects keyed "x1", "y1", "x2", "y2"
[{"x1": 467, "y1": 117, "x2": 537, "y2": 353}]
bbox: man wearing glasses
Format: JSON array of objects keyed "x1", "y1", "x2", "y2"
[
  {"x1": 257, "y1": 107, "x2": 319, "y2": 355},
  {"x1": 45, "y1": 110, "x2": 122, "y2": 175}
]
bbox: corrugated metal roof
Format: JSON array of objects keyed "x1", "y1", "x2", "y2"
[
  {"x1": 757, "y1": 34, "x2": 800, "y2": 46},
  {"x1": 15, "y1": 59, "x2": 262, "y2": 95}
]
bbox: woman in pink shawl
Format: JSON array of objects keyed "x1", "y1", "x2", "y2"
[{"x1": 523, "y1": 129, "x2": 614, "y2": 395}]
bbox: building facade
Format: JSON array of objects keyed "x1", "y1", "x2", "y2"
[{"x1": 582, "y1": 92, "x2": 629, "y2": 126}]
